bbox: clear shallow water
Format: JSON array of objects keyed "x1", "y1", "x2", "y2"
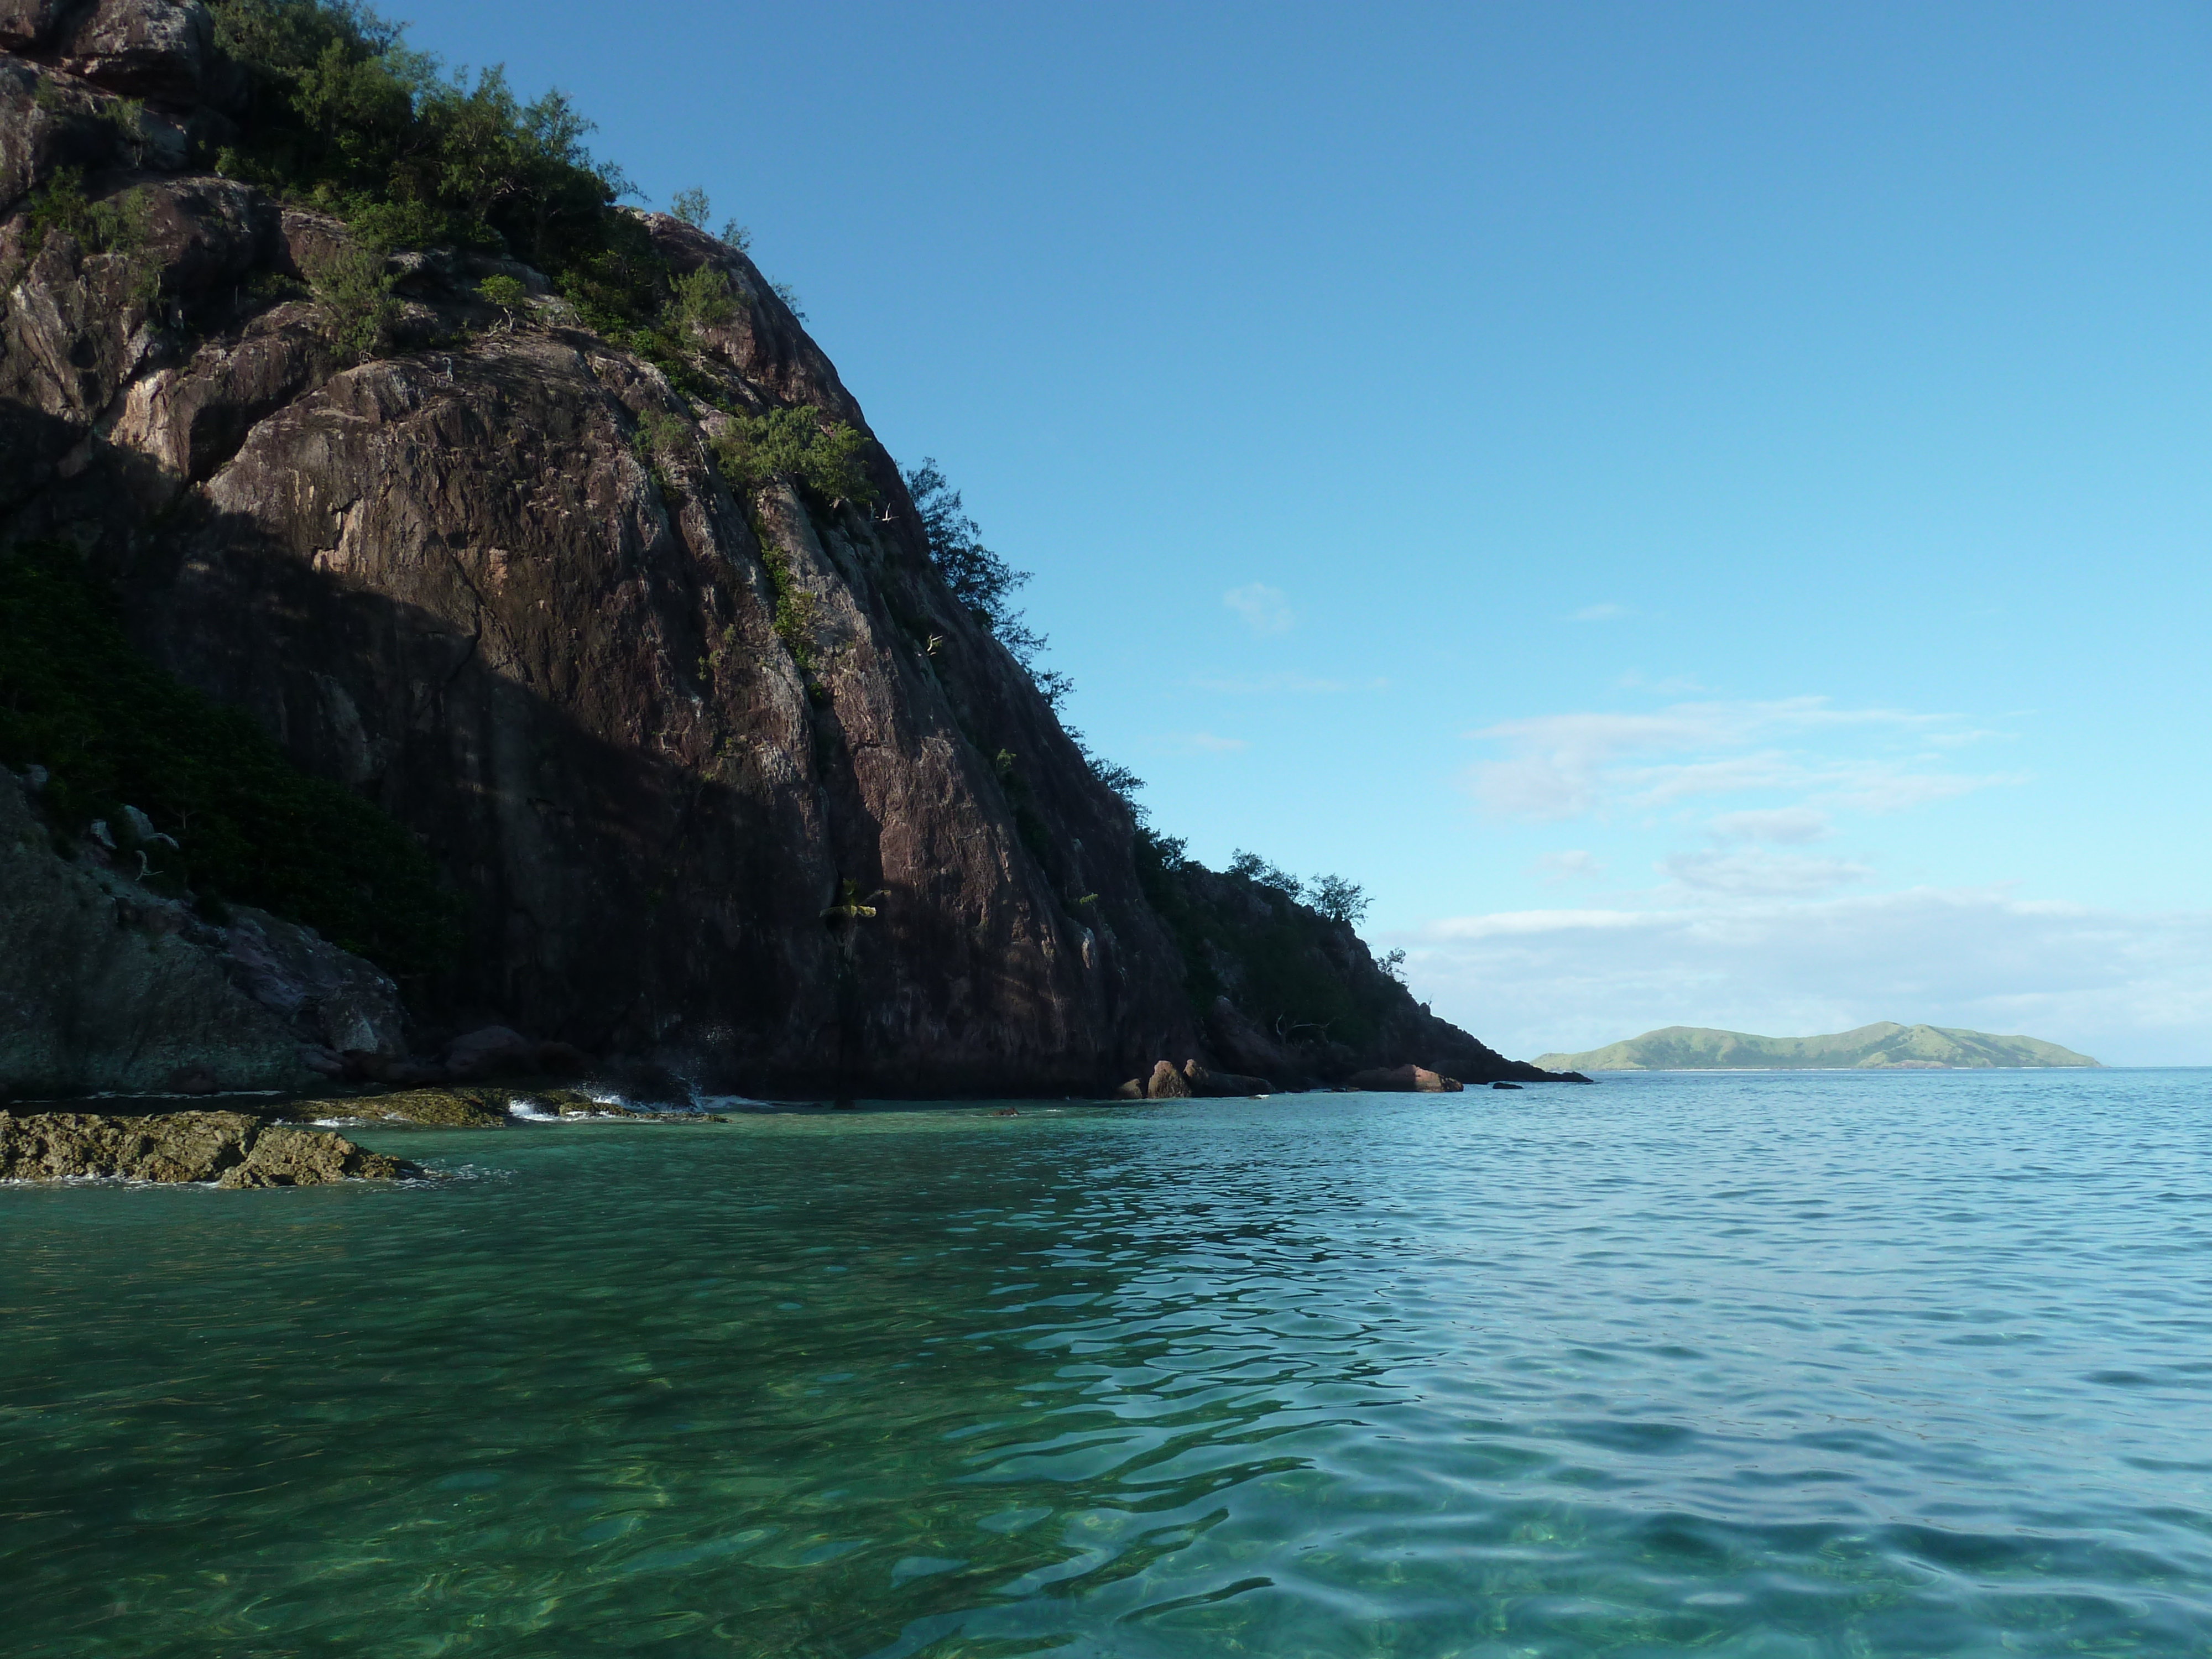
[{"x1": 3, "y1": 1071, "x2": 2210, "y2": 1657}]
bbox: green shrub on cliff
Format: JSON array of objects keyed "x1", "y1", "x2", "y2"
[
  {"x1": 0, "y1": 542, "x2": 457, "y2": 979},
  {"x1": 712, "y1": 406, "x2": 874, "y2": 508},
  {"x1": 667, "y1": 266, "x2": 738, "y2": 332},
  {"x1": 23, "y1": 168, "x2": 147, "y2": 257},
  {"x1": 476, "y1": 272, "x2": 526, "y2": 326},
  {"x1": 1308, "y1": 873, "x2": 1370, "y2": 926},
  {"x1": 310, "y1": 242, "x2": 398, "y2": 362},
  {"x1": 210, "y1": 2, "x2": 627, "y2": 268},
  {"x1": 207, "y1": 0, "x2": 689, "y2": 351}
]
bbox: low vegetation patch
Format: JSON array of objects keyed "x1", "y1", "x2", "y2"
[{"x1": 1134, "y1": 830, "x2": 1395, "y2": 1044}]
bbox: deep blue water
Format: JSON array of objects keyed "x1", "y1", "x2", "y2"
[{"x1": 3, "y1": 1068, "x2": 2209, "y2": 1656}]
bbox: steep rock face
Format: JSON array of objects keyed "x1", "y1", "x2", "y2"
[
  {"x1": 0, "y1": 20, "x2": 1197, "y2": 1094},
  {"x1": 0, "y1": 769, "x2": 405, "y2": 1092},
  {"x1": 0, "y1": 8, "x2": 1543, "y2": 1095}
]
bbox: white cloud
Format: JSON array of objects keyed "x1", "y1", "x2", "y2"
[
  {"x1": 1223, "y1": 583, "x2": 1294, "y2": 635},
  {"x1": 1708, "y1": 807, "x2": 1831, "y2": 844},
  {"x1": 1463, "y1": 697, "x2": 2015, "y2": 825},
  {"x1": 1394, "y1": 888, "x2": 2212, "y2": 1066},
  {"x1": 1926, "y1": 729, "x2": 2008, "y2": 749},
  {"x1": 1661, "y1": 849, "x2": 1872, "y2": 897},
  {"x1": 1572, "y1": 603, "x2": 1628, "y2": 622},
  {"x1": 1155, "y1": 731, "x2": 1249, "y2": 754},
  {"x1": 1824, "y1": 769, "x2": 2031, "y2": 814},
  {"x1": 1530, "y1": 849, "x2": 1606, "y2": 883}
]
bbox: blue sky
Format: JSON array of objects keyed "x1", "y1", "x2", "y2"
[{"x1": 404, "y1": 2, "x2": 2210, "y2": 1063}]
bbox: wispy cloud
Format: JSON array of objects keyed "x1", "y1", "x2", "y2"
[
  {"x1": 1463, "y1": 697, "x2": 2013, "y2": 825},
  {"x1": 1530, "y1": 849, "x2": 1606, "y2": 883},
  {"x1": 1394, "y1": 888, "x2": 2212, "y2": 1066},
  {"x1": 1708, "y1": 807, "x2": 1831, "y2": 844},
  {"x1": 1572, "y1": 603, "x2": 1628, "y2": 622},
  {"x1": 1223, "y1": 583, "x2": 1294, "y2": 635},
  {"x1": 1824, "y1": 769, "x2": 2030, "y2": 814},
  {"x1": 1661, "y1": 848, "x2": 1872, "y2": 897}
]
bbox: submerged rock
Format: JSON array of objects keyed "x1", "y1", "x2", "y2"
[
  {"x1": 296, "y1": 1086, "x2": 645, "y2": 1126},
  {"x1": 0, "y1": 1110, "x2": 419, "y2": 1184}
]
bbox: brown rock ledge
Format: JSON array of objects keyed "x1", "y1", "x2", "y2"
[
  {"x1": 0, "y1": 1110, "x2": 421, "y2": 1185},
  {"x1": 299, "y1": 1087, "x2": 653, "y2": 1126}
]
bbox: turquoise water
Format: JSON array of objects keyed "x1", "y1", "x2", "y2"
[{"x1": 4, "y1": 1071, "x2": 2210, "y2": 1657}]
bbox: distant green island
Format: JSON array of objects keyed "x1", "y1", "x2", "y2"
[{"x1": 1533, "y1": 1022, "x2": 2100, "y2": 1072}]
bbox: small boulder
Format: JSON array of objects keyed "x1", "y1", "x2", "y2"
[
  {"x1": 53, "y1": 0, "x2": 228, "y2": 105},
  {"x1": 1114, "y1": 1078, "x2": 1144, "y2": 1100},
  {"x1": 1491, "y1": 1081, "x2": 1523, "y2": 1090},
  {"x1": 1345, "y1": 1064, "x2": 1463, "y2": 1094},
  {"x1": 1181, "y1": 1061, "x2": 1277, "y2": 1097},
  {"x1": 1145, "y1": 1060, "x2": 1191, "y2": 1099},
  {"x1": 444, "y1": 1025, "x2": 536, "y2": 1078}
]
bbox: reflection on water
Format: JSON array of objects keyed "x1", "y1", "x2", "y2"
[{"x1": 3, "y1": 1071, "x2": 2210, "y2": 1656}]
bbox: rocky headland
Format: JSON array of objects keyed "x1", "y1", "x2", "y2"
[{"x1": 0, "y1": 0, "x2": 1578, "y2": 1103}]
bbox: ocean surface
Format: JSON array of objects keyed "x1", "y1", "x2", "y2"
[{"x1": 4, "y1": 1070, "x2": 2209, "y2": 1657}]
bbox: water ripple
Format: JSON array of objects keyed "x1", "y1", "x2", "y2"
[{"x1": 2, "y1": 1072, "x2": 2210, "y2": 1655}]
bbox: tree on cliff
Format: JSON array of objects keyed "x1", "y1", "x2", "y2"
[{"x1": 904, "y1": 460, "x2": 1071, "y2": 708}]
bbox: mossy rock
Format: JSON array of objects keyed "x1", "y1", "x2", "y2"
[
  {"x1": 294, "y1": 1086, "x2": 659, "y2": 1127},
  {"x1": 296, "y1": 1088, "x2": 509, "y2": 1128},
  {"x1": 547, "y1": 1093, "x2": 643, "y2": 1118}
]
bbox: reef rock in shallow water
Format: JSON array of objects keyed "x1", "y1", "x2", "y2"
[{"x1": 0, "y1": 1109, "x2": 417, "y2": 1185}]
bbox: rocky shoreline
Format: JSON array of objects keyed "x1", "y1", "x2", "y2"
[{"x1": 0, "y1": 1060, "x2": 1599, "y2": 1185}]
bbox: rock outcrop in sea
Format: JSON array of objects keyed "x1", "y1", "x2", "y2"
[
  {"x1": 0, "y1": 1108, "x2": 417, "y2": 1183},
  {"x1": 0, "y1": 2, "x2": 1571, "y2": 1098}
]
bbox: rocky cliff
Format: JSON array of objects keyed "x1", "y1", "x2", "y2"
[{"x1": 0, "y1": 1, "x2": 1561, "y2": 1096}]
